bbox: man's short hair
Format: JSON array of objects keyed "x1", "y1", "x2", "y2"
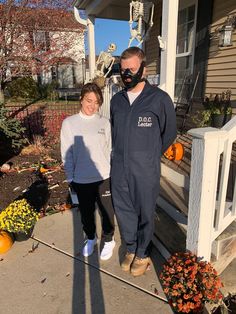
[{"x1": 120, "y1": 47, "x2": 146, "y2": 63}]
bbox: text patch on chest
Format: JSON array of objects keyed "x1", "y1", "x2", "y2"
[{"x1": 137, "y1": 116, "x2": 153, "y2": 127}]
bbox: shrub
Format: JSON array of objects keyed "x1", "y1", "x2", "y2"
[
  {"x1": 6, "y1": 77, "x2": 40, "y2": 100},
  {"x1": 0, "y1": 104, "x2": 27, "y2": 151},
  {"x1": 38, "y1": 80, "x2": 59, "y2": 100},
  {"x1": 44, "y1": 110, "x2": 69, "y2": 144}
]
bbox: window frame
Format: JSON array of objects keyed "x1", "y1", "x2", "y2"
[
  {"x1": 176, "y1": 0, "x2": 198, "y2": 71},
  {"x1": 174, "y1": 0, "x2": 198, "y2": 100},
  {"x1": 33, "y1": 30, "x2": 50, "y2": 53}
]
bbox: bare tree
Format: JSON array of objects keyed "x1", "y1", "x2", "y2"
[{"x1": 0, "y1": 0, "x2": 85, "y2": 103}]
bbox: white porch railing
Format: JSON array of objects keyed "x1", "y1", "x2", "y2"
[
  {"x1": 100, "y1": 82, "x2": 121, "y2": 119},
  {"x1": 186, "y1": 116, "x2": 236, "y2": 261}
]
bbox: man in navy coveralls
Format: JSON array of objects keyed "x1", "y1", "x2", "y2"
[{"x1": 110, "y1": 47, "x2": 176, "y2": 276}]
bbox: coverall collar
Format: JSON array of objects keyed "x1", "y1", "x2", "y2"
[{"x1": 121, "y1": 80, "x2": 153, "y2": 103}]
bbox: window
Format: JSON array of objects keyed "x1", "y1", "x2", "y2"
[
  {"x1": 51, "y1": 66, "x2": 58, "y2": 81},
  {"x1": 33, "y1": 31, "x2": 50, "y2": 52},
  {"x1": 176, "y1": 5, "x2": 195, "y2": 55},
  {"x1": 175, "y1": 3, "x2": 196, "y2": 99}
]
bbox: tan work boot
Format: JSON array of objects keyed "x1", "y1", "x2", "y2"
[
  {"x1": 130, "y1": 256, "x2": 150, "y2": 277},
  {"x1": 121, "y1": 252, "x2": 135, "y2": 272}
]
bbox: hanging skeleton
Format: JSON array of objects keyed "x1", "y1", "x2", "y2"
[
  {"x1": 95, "y1": 43, "x2": 117, "y2": 79},
  {"x1": 128, "y1": 0, "x2": 154, "y2": 47}
]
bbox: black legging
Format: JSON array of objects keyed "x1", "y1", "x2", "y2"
[{"x1": 72, "y1": 178, "x2": 114, "y2": 242}]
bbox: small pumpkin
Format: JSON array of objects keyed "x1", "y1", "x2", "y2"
[
  {"x1": 164, "y1": 143, "x2": 184, "y2": 161},
  {"x1": 0, "y1": 230, "x2": 14, "y2": 254},
  {"x1": 39, "y1": 167, "x2": 49, "y2": 173}
]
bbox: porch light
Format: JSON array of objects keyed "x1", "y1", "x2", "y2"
[{"x1": 218, "y1": 15, "x2": 236, "y2": 47}]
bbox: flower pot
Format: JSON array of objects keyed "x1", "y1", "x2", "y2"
[
  {"x1": 211, "y1": 113, "x2": 232, "y2": 128},
  {"x1": 14, "y1": 226, "x2": 34, "y2": 242}
]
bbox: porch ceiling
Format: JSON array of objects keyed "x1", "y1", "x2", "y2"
[
  {"x1": 73, "y1": 0, "x2": 129, "y2": 20},
  {"x1": 73, "y1": 0, "x2": 159, "y2": 21}
]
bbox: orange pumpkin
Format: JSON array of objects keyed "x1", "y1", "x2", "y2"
[
  {"x1": 164, "y1": 143, "x2": 184, "y2": 161},
  {"x1": 0, "y1": 230, "x2": 14, "y2": 254},
  {"x1": 39, "y1": 166, "x2": 49, "y2": 173}
]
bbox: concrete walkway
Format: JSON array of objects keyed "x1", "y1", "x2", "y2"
[{"x1": 0, "y1": 209, "x2": 173, "y2": 314}]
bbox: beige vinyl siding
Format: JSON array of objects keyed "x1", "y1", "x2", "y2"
[
  {"x1": 145, "y1": 0, "x2": 162, "y2": 76},
  {"x1": 205, "y1": 0, "x2": 236, "y2": 100}
]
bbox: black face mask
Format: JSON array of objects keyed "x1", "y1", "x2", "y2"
[{"x1": 120, "y1": 61, "x2": 145, "y2": 89}]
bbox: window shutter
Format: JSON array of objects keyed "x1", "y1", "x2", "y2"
[{"x1": 193, "y1": 0, "x2": 213, "y2": 100}]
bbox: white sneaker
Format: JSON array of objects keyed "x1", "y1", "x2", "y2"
[
  {"x1": 100, "y1": 239, "x2": 116, "y2": 260},
  {"x1": 83, "y1": 237, "x2": 97, "y2": 257}
]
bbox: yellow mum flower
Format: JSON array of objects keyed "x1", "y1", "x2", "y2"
[{"x1": 0, "y1": 198, "x2": 40, "y2": 233}]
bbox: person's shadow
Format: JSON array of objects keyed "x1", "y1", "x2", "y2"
[
  {"x1": 72, "y1": 209, "x2": 106, "y2": 314},
  {"x1": 64, "y1": 135, "x2": 107, "y2": 313}
]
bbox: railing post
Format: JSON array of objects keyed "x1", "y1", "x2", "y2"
[
  {"x1": 101, "y1": 84, "x2": 110, "y2": 119},
  {"x1": 186, "y1": 127, "x2": 226, "y2": 261}
]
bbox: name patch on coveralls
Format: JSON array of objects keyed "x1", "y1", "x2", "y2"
[{"x1": 137, "y1": 116, "x2": 153, "y2": 127}]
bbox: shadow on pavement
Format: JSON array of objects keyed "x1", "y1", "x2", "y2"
[{"x1": 72, "y1": 208, "x2": 105, "y2": 314}]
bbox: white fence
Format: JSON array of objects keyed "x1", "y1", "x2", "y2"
[{"x1": 186, "y1": 116, "x2": 236, "y2": 261}]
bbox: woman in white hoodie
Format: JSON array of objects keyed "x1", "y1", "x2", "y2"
[{"x1": 60, "y1": 83, "x2": 115, "y2": 260}]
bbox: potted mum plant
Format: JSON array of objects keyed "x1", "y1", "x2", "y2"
[
  {"x1": 160, "y1": 251, "x2": 223, "y2": 314},
  {"x1": 0, "y1": 198, "x2": 40, "y2": 242},
  {"x1": 194, "y1": 90, "x2": 232, "y2": 128}
]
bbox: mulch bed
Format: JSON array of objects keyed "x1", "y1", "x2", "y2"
[{"x1": 0, "y1": 146, "x2": 72, "y2": 216}]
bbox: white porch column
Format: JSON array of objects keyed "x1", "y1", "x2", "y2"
[
  {"x1": 73, "y1": 7, "x2": 96, "y2": 81},
  {"x1": 87, "y1": 15, "x2": 96, "y2": 80},
  {"x1": 159, "y1": 0, "x2": 179, "y2": 100}
]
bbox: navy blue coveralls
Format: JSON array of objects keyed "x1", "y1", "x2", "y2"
[{"x1": 110, "y1": 82, "x2": 177, "y2": 258}]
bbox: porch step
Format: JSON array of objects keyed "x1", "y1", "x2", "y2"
[
  {"x1": 154, "y1": 193, "x2": 236, "y2": 275},
  {"x1": 153, "y1": 205, "x2": 187, "y2": 257},
  {"x1": 155, "y1": 176, "x2": 189, "y2": 257},
  {"x1": 161, "y1": 162, "x2": 190, "y2": 190},
  {"x1": 161, "y1": 132, "x2": 192, "y2": 180},
  {"x1": 159, "y1": 175, "x2": 189, "y2": 215}
]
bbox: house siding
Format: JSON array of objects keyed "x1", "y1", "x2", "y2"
[{"x1": 205, "y1": 0, "x2": 236, "y2": 100}]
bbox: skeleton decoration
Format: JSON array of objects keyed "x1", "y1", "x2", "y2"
[
  {"x1": 128, "y1": 0, "x2": 154, "y2": 47},
  {"x1": 95, "y1": 43, "x2": 117, "y2": 79}
]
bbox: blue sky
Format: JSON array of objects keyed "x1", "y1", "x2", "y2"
[{"x1": 95, "y1": 19, "x2": 130, "y2": 56}]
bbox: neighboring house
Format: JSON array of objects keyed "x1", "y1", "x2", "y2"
[
  {"x1": 1, "y1": 5, "x2": 86, "y2": 89},
  {"x1": 30, "y1": 9, "x2": 86, "y2": 88}
]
